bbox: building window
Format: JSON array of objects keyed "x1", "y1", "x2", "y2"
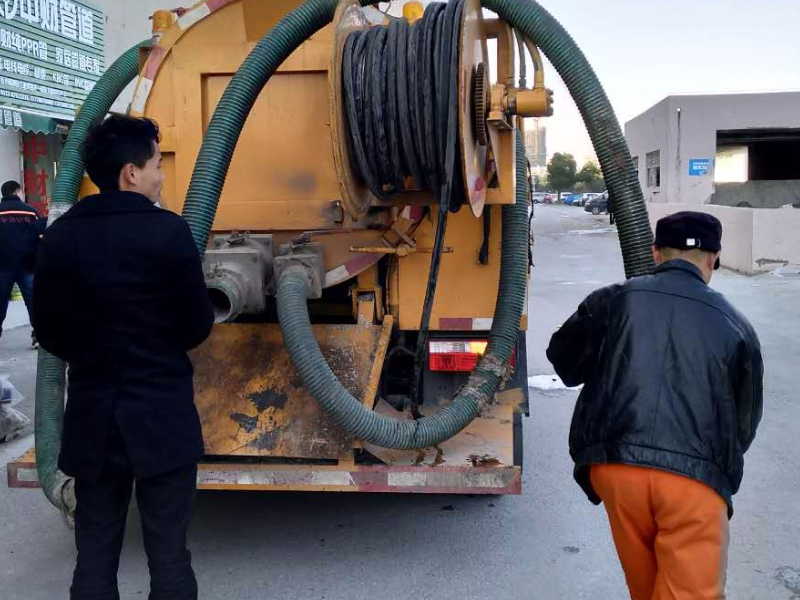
[
  {"x1": 632, "y1": 156, "x2": 639, "y2": 178},
  {"x1": 646, "y1": 150, "x2": 661, "y2": 188}
]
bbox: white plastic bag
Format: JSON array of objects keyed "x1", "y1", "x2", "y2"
[
  {"x1": 0, "y1": 374, "x2": 29, "y2": 442},
  {"x1": 0, "y1": 374, "x2": 23, "y2": 407}
]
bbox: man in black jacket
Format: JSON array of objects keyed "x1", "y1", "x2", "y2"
[
  {"x1": 0, "y1": 180, "x2": 45, "y2": 347},
  {"x1": 33, "y1": 115, "x2": 214, "y2": 600},
  {"x1": 547, "y1": 212, "x2": 762, "y2": 600}
]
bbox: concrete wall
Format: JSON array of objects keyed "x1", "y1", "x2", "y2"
[
  {"x1": 712, "y1": 180, "x2": 800, "y2": 209},
  {"x1": 753, "y1": 209, "x2": 800, "y2": 269},
  {"x1": 627, "y1": 92, "x2": 800, "y2": 206},
  {"x1": 647, "y1": 202, "x2": 800, "y2": 274}
]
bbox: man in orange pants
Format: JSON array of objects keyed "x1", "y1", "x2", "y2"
[{"x1": 547, "y1": 212, "x2": 763, "y2": 599}]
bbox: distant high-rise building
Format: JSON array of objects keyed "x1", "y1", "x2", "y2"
[{"x1": 524, "y1": 118, "x2": 547, "y2": 168}]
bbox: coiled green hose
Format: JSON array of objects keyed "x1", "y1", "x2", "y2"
[
  {"x1": 275, "y1": 132, "x2": 529, "y2": 448},
  {"x1": 36, "y1": 41, "x2": 149, "y2": 516}
]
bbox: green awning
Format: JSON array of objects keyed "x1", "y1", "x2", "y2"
[{"x1": 0, "y1": 106, "x2": 71, "y2": 134}]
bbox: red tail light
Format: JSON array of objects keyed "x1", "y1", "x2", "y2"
[{"x1": 428, "y1": 340, "x2": 516, "y2": 372}]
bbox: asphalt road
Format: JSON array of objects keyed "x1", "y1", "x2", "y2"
[{"x1": 1, "y1": 204, "x2": 798, "y2": 599}]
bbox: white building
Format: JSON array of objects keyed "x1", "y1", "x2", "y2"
[
  {"x1": 626, "y1": 92, "x2": 800, "y2": 273},
  {"x1": 524, "y1": 118, "x2": 547, "y2": 168}
]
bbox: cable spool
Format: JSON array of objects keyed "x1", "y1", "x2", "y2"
[{"x1": 342, "y1": 0, "x2": 465, "y2": 208}]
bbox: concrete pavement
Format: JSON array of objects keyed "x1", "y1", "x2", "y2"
[{"x1": 1, "y1": 204, "x2": 798, "y2": 599}]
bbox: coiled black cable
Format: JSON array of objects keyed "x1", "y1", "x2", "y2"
[
  {"x1": 343, "y1": 1, "x2": 464, "y2": 203},
  {"x1": 343, "y1": 0, "x2": 466, "y2": 408}
]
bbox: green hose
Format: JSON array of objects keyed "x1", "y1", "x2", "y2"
[
  {"x1": 483, "y1": 0, "x2": 655, "y2": 278},
  {"x1": 275, "y1": 133, "x2": 529, "y2": 448},
  {"x1": 36, "y1": 41, "x2": 149, "y2": 516},
  {"x1": 180, "y1": 0, "x2": 654, "y2": 448}
]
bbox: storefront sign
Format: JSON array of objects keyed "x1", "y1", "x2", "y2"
[
  {"x1": 0, "y1": 0, "x2": 104, "y2": 119},
  {"x1": 22, "y1": 130, "x2": 60, "y2": 216}
]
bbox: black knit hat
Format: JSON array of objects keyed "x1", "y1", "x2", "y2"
[{"x1": 655, "y1": 211, "x2": 722, "y2": 269}]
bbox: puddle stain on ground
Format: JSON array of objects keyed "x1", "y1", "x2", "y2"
[{"x1": 775, "y1": 566, "x2": 800, "y2": 597}]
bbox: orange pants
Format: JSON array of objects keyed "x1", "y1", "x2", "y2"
[{"x1": 590, "y1": 464, "x2": 729, "y2": 600}]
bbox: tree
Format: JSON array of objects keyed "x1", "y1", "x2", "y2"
[
  {"x1": 575, "y1": 161, "x2": 605, "y2": 193},
  {"x1": 547, "y1": 153, "x2": 577, "y2": 196}
]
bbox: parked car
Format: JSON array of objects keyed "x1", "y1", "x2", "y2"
[
  {"x1": 584, "y1": 192, "x2": 610, "y2": 215},
  {"x1": 558, "y1": 192, "x2": 574, "y2": 203},
  {"x1": 580, "y1": 192, "x2": 602, "y2": 206},
  {"x1": 563, "y1": 193, "x2": 583, "y2": 205},
  {"x1": 532, "y1": 192, "x2": 546, "y2": 204}
]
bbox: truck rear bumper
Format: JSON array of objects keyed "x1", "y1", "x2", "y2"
[
  {"x1": 8, "y1": 450, "x2": 520, "y2": 495},
  {"x1": 196, "y1": 463, "x2": 521, "y2": 494}
]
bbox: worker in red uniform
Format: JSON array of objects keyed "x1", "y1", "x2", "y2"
[
  {"x1": 0, "y1": 180, "x2": 45, "y2": 348},
  {"x1": 547, "y1": 212, "x2": 763, "y2": 599}
]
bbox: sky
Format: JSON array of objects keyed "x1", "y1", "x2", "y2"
[{"x1": 380, "y1": 0, "x2": 800, "y2": 165}]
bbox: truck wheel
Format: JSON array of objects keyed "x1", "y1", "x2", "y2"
[{"x1": 592, "y1": 206, "x2": 600, "y2": 215}]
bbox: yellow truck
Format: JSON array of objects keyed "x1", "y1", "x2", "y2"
[{"x1": 8, "y1": 0, "x2": 653, "y2": 517}]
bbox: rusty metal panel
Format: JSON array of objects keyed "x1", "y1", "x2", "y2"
[
  {"x1": 191, "y1": 323, "x2": 384, "y2": 460},
  {"x1": 362, "y1": 388, "x2": 523, "y2": 469}
]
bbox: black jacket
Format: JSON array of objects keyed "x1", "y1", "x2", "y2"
[
  {"x1": 33, "y1": 191, "x2": 214, "y2": 481},
  {"x1": 547, "y1": 260, "x2": 763, "y2": 516},
  {"x1": 0, "y1": 195, "x2": 45, "y2": 271}
]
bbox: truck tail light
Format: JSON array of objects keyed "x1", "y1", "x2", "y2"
[{"x1": 428, "y1": 340, "x2": 516, "y2": 372}]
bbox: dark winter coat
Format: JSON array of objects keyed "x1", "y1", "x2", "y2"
[
  {"x1": 547, "y1": 259, "x2": 763, "y2": 516},
  {"x1": 0, "y1": 195, "x2": 45, "y2": 272},
  {"x1": 32, "y1": 191, "x2": 214, "y2": 481}
]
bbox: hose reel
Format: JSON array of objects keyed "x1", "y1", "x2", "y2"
[{"x1": 331, "y1": 0, "x2": 551, "y2": 221}]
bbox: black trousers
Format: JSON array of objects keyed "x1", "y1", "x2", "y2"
[
  {"x1": 70, "y1": 428, "x2": 198, "y2": 600},
  {"x1": 0, "y1": 267, "x2": 33, "y2": 337}
]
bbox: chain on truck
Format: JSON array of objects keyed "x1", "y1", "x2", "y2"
[{"x1": 8, "y1": 0, "x2": 653, "y2": 519}]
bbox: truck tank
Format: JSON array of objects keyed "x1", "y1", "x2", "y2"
[{"x1": 132, "y1": 0, "x2": 536, "y2": 492}]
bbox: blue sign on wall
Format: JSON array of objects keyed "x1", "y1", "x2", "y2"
[{"x1": 689, "y1": 158, "x2": 711, "y2": 176}]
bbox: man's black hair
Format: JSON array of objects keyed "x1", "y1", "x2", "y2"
[
  {"x1": 1, "y1": 180, "x2": 21, "y2": 198},
  {"x1": 81, "y1": 115, "x2": 160, "y2": 193}
]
